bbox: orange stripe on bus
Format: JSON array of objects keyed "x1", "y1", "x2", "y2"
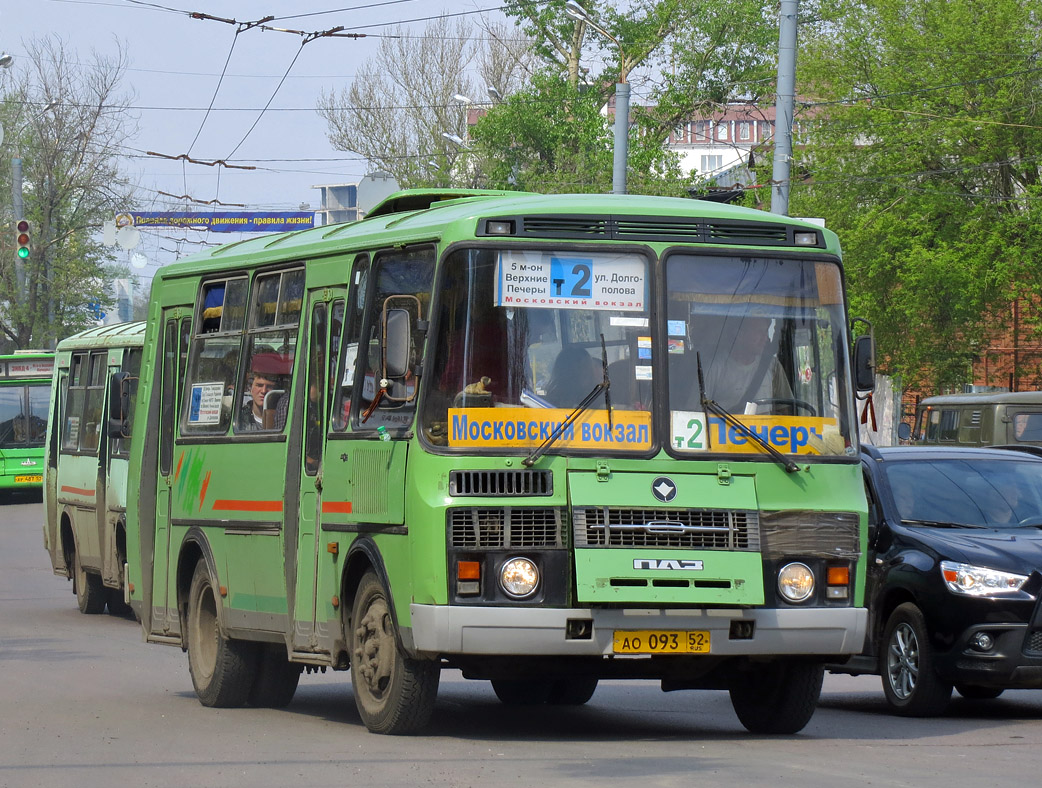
[
  {"x1": 322, "y1": 501, "x2": 353, "y2": 514},
  {"x1": 211, "y1": 499, "x2": 284, "y2": 512},
  {"x1": 61, "y1": 486, "x2": 95, "y2": 497}
]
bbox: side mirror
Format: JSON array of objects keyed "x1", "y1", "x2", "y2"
[
  {"x1": 853, "y1": 334, "x2": 875, "y2": 392},
  {"x1": 107, "y1": 371, "x2": 131, "y2": 438},
  {"x1": 897, "y1": 422, "x2": 911, "y2": 441},
  {"x1": 383, "y1": 307, "x2": 411, "y2": 378}
]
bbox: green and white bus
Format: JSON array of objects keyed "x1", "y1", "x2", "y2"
[
  {"x1": 125, "y1": 189, "x2": 875, "y2": 734},
  {"x1": 44, "y1": 322, "x2": 145, "y2": 614},
  {"x1": 0, "y1": 350, "x2": 53, "y2": 493}
]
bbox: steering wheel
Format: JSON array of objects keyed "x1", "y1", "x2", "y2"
[{"x1": 752, "y1": 397, "x2": 817, "y2": 417}]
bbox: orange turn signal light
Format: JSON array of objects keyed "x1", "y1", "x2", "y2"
[
  {"x1": 827, "y1": 566, "x2": 850, "y2": 585},
  {"x1": 457, "y1": 560, "x2": 481, "y2": 581}
]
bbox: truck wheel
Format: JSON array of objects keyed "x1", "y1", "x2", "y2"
[
  {"x1": 248, "y1": 644, "x2": 302, "y2": 708},
  {"x1": 73, "y1": 548, "x2": 105, "y2": 614},
  {"x1": 350, "y1": 570, "x2": 439, "y2": 734},
  {"x1": 186, "y1": 560, "x2": 257, "y2": 707},
  {"x1": 729, "y1": 659, "x2": 823, "y2": 734},
  {"x1": 882, "y1": 602, "x2": 952, "y2": 716}
]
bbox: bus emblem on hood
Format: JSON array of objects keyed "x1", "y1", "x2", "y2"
[
  {"x1": 633, "y1": 559, "x2": 704, "y2": 571},
  {"x1": 651, "y1": 476, "x2": 677, "y2": 502}
]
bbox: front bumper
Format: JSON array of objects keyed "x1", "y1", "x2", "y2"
[
  {"x1": 937, "y1": 623, "x2": 1042, "y2": 688},
  {"x1": 407, "y1": 604, "x2": 867, "y2": 658}
]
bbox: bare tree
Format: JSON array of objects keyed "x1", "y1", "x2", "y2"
[
  {"x1": 317, "y1": 16, "x2": 536, "y2": 188},
  {"x1": 0, "y1": 36, "x2": 138, "y2": 349}
]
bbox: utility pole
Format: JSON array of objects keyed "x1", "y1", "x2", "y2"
[{"x1": 771, "y1": 0, "x2": 798, "y2": 215}]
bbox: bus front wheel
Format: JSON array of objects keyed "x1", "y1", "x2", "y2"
[
  {"x1": 728, "y1": 659, "x2": 823, "y2": 734},
  {"x1": 350, "y1": 570, "x2": 439, "y2": 734},
  {"x1": 186, "y1": 560, "x2": 257, "y2": 708}
]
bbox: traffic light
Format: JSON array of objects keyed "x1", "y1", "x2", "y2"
[{"x1": 15, "y1": 220, "x2": 30, "y2": 259}]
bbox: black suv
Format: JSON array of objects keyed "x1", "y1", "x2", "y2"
[{"x1": 829, "y1": 445, "x2": 1042, "y2": 715}]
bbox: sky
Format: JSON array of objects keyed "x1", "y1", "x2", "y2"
[{"x1": 2, "y1": 0, "x2": 510, "y2": 276}]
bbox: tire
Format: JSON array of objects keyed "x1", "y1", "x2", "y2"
[
  {"x1": 73, "y1": 548, "x2": 106, "y2": 615},
  {"x1": 729, "y1": 659, "x2": 823, "y2": 734},
  {"x1": 186, "y1": 561, "x2": 257, "y2": 708},
  {"x1": 106, "y1": 587, "x2": 133, "y2": 618},
  {"x1": 350, "y1": 570, "x2": 439, "y2": 734},
  {"x1": 955, "y1": 683, "x2": 1004, "y2": 700},
  {"x1": 248, "y1": 644, "x2": 302, "y2": 708},
  {"x1": 881, "y1": 602, "x2": 952, "y2": 716},
  {"x1": 491, "y1": 679, "x2": 552, "y2": 706},
  {"x1": 548, "y1": 678, "x2": 598, "y2": 706}
]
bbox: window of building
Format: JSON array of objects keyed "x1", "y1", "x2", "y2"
[
  {"x1": 700, "y1": 154, "x2": 723, "y2": 173},
  {"x1": 739, "y1": 121, "x2": 751, "y2": 141}
]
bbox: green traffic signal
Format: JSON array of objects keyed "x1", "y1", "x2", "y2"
[{"x1": 15, "y1": 219, "x2": 29, "y2": 259}]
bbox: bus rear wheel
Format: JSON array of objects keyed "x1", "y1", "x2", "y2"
[
  {"x1": 350, "y1": 570, "x2": 439, "y2": 734},
  {"x1": 73, "y1": 547, "x2": 105, "y2": 615},
  {"x1": 248, "y1": 644, "x2": 302, "y2": 708},
  {"x1": 186, "y1": 560, "x2": 257, "y2": 708},
  {"x1": 728, "y1": 659, "x2": 823, "y2": 734}
]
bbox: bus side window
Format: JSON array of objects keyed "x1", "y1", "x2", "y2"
[
  {"x1": 62, "y1": 355, "x2": 86, "y2": 453},
  {"x1": 331, "y1": 258, "x2": 369, "y2": 432},
  {"x1": 304, "y1": 303, "x2": 328, "y2": 475}
]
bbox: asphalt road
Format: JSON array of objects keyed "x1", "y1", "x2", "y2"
[{"x1": 4, "y1": 492, "x2": 1042, "y2": 788}]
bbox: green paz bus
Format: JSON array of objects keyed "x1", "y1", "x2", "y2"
[
  {"x1": 124, "y1": 189, "x2": 875, "y2": 735},
  {"x1": 0, "y1": 350, "x2": 53, "y2": 493},
  {"x1": 43, "y1": 322, "x2": 145, "y2": 614}
]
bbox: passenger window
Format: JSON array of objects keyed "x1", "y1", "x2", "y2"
[
  {"x1": 332, "y1": 257, "x2": 370, "y2": 432},
  {"x1": 938, "y1": 409, "x2": 959, "y2": 442},
  {"x1": 237, "y1": 268, "x2": 304, "y2": 433},
  {"x1": 184, "y1": 277, "x2": 249, "y2": 434}
]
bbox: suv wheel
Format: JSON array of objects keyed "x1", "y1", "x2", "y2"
[{"x1": 881, "y1": 602, "x2": 952, "y2": 716}]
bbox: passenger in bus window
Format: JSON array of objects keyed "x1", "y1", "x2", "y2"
[{"x1": 240, "y1": 372, "x2": 277, "y2": 430}]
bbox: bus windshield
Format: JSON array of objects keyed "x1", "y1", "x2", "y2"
[
  {"x1": 0, "y1": 383, "x2": 49, "y2": 448},
  {"x1": 421, "y1": 247, "x2": 653, "y2": 453},
  {"x1": 665, "y1": 254, "x2": 856, "y2": 459}
]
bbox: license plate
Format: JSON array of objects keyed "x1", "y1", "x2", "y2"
[
  {"x1": 613, "y1": 630, "x2": 710, "y2": 654},
  {"x1": 15, "y1": 475, "x2": 42, "y2": 484}
]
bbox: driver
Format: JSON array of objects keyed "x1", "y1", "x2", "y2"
[{"x1": 701, "y1": 316, "x2": 794, "y2": 415}]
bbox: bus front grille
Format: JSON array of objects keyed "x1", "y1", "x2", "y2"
[
  {"x1": 448, "y1": 507, "x2": 565, "y2": 549},
  {"x1": 572, "y1": 508, "x2": 760, "y2": 550}
]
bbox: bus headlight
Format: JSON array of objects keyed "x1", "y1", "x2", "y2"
[
  {"x1": 778, "y1": 562, "x2": 815, "y2": 602},
  {"x1": 499, "y1": 557, "x2": 539, "y2": 599}
]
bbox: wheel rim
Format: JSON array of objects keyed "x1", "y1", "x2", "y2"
[
  {"x1": 886, "y1": 621, "x2": 920, "y2": 700},
  {"x1": 354, "y1": 592, "x2": 395, "y2": 703},
  {"x1": 190, "y1": 581, "x2": 219, "y2": 684}
]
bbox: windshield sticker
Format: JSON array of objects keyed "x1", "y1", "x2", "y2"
[
  {"x1": 495, "y1": 250, "x2": 646, "y2": 312},
  {"x1": 668, "y1": 320, "x2": 686, "y2": 336},
  {"x1": 610, "y1": 316, "x2": 649, "y2": 328},
  {"x1": 188, "y1": 382, "x2": 224, "y2": 425},
  {"x1": 637, "y1": 336, "x2": 652, "y2": 360},
  {"x1": 448, "y1": 407, "x2": 651, "y2": 450},
  {"x1": 670, "y1": 411, "x2": 842, "y2": 455},
  {"x1": 635, "y1": 365, "x2": 653, "y2": 380},
  {"x1": 668, "y1": 338, "x2": 685, "y2": 354}
]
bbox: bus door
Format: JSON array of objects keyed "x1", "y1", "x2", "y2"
[
  {"x1": 104, "y1": 346, "x2": 142, "y2": 589},
  {"x1": 153, "y1": 313, "x2": 185, "y2": 633},
  {"x1": 289, "y1": 292, "x2": 342, "y2": 651}
]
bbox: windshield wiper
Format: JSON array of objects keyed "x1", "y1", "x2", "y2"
[
  {"x1": 900, "y1": 519, "x2": 988, "y2": 529},
  {"x1": 696, "y1": 351, "x2": 800, "y2": 473},
  {"x1": 523, "y1": 335, "x2": 611, "y2": 468}
]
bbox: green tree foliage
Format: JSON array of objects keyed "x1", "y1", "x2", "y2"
[
  {"x1": 794, "y1": 0, "x2": 1042, "y2": 390},
  {"x1": 0, "y1": 36, "x2": 136, "y2": 350}
]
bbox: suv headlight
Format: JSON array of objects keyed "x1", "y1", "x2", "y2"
[{"x1": 940, "y1": 560, "x2": 1028, "y2": 596}]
